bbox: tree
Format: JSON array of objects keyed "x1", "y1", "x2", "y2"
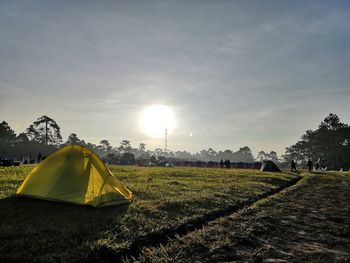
[
  {"x1": 217, "y1": 150, "x2": 233, "y2": 162},
  {"x1": 235, "y1": 146, "x2": 254, "y2": 162},
  {"x1": 198, "y1": 149, "x2": 209, "y2": 161},
  {"x1": 121, "y1": 152, "x2": 135, "y2": 165},
  {"x1": 267, "y1": 151, "x2": 279, "y2": 163},
  {"x1": 208, "y1": 148, "x2": 217, "y2": 159},
  {"x1": 0, "y1": 121, "x2": 16, "y2": 140},
  {"x1": 16, "y1": 133, "x2": 30, "y2": 144},
  {"x1": 0, "y1": 121, "x2": 16, "y2": 156},
  {"x1": 257, "y1": 150, "x2": 279, "y2": 162},
  {"x1": 119, "y1": 140, "x2": 132, "y2": 153},
  {"x1": 197, "y1": 148, "x2": 217, "y2": 162},
  {"x1": 139, "y1": 143, "x2": 146, "y2": 152},
  {"x1": 257, "y1": 151, "x2": 267, "y2": 161},
  {"x1": 158, "y1": 156, "x2": 166, "y2": 162},
  {"x1": 26, "y1": 115, "x2": 62, "y2": 146},
  {"x1": 13, "y1": 133, "x2": 38, "y2": 158},
  {"x1": 174, "y1": 150, "x2": 192, "y2": 159},
  {"x1": 284, "y1": 141, "x2": 309, "y2": 163},
  {"x1": 100, "y1": 139, "x2": 112, "y2": 153},
  {"x1": 66, "y1": 133, "x2": 83, "y2": 145},
  {"x1": 150, "y1": 155, "x2": 157, "y2": 164},
  {"x1": 284, "y1": 113, "x2": 350, "y2": 169},
  {"x1": 154, "y1": 148, "x2": 164, "y2": 157},
  {"x1": 319, "y1": 113, "x2": 346, "y2": 130}
]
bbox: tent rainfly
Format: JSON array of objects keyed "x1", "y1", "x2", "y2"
[
  {"x1": 17, "y1": 145, "x2": 132, "y2": 207},
  {"x1": 260, "y1": 160, "x2": 281, "y2": 172}
]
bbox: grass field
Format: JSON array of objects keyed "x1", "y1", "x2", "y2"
[
  {"x1": 0, "y1": 165, "x2": 297, "y2": 262},
  {"x1": 137, "y1": 172, "x2": 350, "y2": 262}
]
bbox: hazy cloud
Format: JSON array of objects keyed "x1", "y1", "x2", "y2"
[{"x1": 0, "y1": 0, "x2": 349, "y2": 155}]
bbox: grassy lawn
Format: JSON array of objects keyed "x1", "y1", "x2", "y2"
[
  {"x1": 137, "y1": 172, "x2": 350, "y2": 262},
  {"x1": 0, "y1": 165, "x2": 296, "y2": 262}
]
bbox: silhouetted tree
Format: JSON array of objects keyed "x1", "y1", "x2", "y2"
[
  {"x1": 284, "y1": 113, "x2": 350, "y2": 169},
  {"x1": 121, "y1": 152, "x2": 135, "y2": 164},
  {"x1": 0, "y1": 121, "x2": 16, "y2": 156},
  {"x1": 150, "y1": 155, "x2": 157, "y2": 164},
  {"x1": 13, "y1": 133, "x2": 32, "y2": 157},
  {"x1": 26, "y1": 115, "x2": 62, "y2": 146},
  {"x1": 16, "y1": 133, "x2": 30, "y2": 144},
  {"x1": 0, "y1": 121, "x2": 16, "y2": 140},
  {"x1": 100, "y1": 139, "x2": 112, "y2": 153},
  {"x1": 319, "y1": 113, "x2": 345, "y2": 130},
  {"x1": 66, "y1": 133, "x2": 84, "y2": 145},
  {"x1": 119, "y1": 140, "x2": 132, "y2": 153}
]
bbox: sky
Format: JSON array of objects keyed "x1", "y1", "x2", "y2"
[{"x1": 0, "y1": 0, "x2": 349, "y2": 156}]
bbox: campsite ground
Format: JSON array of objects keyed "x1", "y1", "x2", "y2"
[
  {"x1": 0, "y1": 166, "x2": 349, "y2": 262},
  {"x1": 136, "y1": 172, "x2": 350, "y2": 263}
]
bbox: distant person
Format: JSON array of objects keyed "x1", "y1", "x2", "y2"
[
  {"x1": 315, "y1": 160, "x2": 320, "y2": 170},
  {"x1": 37, "y1": 152, "x2": 42, "y2": 163},
  {"x1": 291, "y1": 160, "x2": 297, "y2": 172},
  {"x1": 226, "y1": 159, "x2": 231, "y2": 169},
  {"x1": 220, "y1": 159, "x2": 224, "y2": 168},
  {"x1": 307, "y1": 159, "x2": 313, "y2": 172}
]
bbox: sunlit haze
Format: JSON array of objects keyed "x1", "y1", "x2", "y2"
[
  {"x1": 0, "y1": 1, "x2": 349, "y2": 155},
  {"x1": 140, "y1": 105, "x2": 175, "y2": 138}
]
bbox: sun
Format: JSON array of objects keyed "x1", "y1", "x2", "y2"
[{"x1": 140, "y1": 105, "x2": 175, "y2": 138}]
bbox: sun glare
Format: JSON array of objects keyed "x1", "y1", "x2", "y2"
[{"x1": 140, "y1": 105, "x2": 175, "y2": 138}]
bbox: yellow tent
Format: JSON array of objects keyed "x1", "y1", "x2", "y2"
[{"x1": 16, "y1": 145, "x2": 132, "y2": 207}]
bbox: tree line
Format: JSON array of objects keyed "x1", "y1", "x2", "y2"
[
  {"x1": 1, "y1": 113, "x2": 348, "y2": 168},
  {"x1": 282, "y1": 113, "x2": 350, "y2": 170},
  {"x1": 0, "y1": 115, "x2": 263, "y2": 163}
]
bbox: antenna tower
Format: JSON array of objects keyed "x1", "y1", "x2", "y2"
[{"x1": 165, "y1": 128, "x2": 168, "y2": 150}]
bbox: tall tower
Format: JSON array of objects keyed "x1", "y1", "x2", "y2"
[{"x1": 165, "y1": 128, "x2": 168, "y2": 150}]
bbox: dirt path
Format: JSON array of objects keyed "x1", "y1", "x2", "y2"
[{"x1": 136, "y1": 173, "x2": 350, "y2": 262}]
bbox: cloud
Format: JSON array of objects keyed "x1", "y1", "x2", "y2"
[{"x1": 0, "y1": 0, "x2": 349, "y2": 155}]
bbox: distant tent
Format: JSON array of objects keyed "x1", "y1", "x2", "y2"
[
  {"x1": 16, "y1": 145, "x2": 132, "y2": 207},
  {"x1": 260, "y1": 160, "x2": 281, "y2": 172}
]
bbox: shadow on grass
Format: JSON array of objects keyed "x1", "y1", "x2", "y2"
[
  {"x1": 1, "y1": 195, "x2": 129, "y2": 220},
  {"x1": 0, "y1": 195, "x2": 129, "y2": 261}
]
